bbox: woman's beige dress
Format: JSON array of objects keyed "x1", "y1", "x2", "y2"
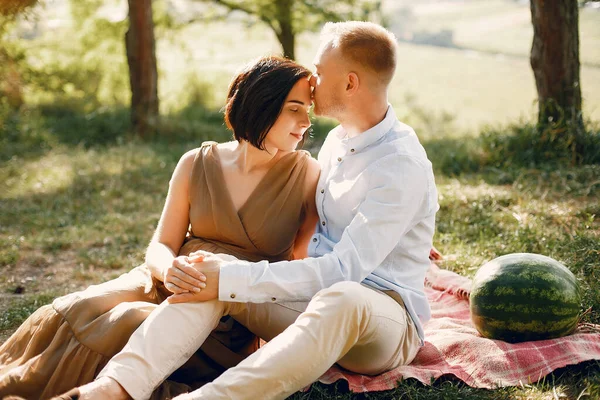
[{"x1": 0, "y1": 142, "x2": 311, "y2": 399}]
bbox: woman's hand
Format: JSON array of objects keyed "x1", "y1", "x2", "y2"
[
  {"x1": 163, "y1": 255, "x2": 207, "y2": 294},
  {"x1": 167, "y1": 251, "x2": 237, "y2": 304}
]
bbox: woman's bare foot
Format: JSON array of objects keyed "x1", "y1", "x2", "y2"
[{"x1": 77, "y1": 377, "x2": 130, "y2": 400}]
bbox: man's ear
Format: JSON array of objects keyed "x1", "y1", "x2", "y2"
[{"x1": 345, "y1": 72, "x2": 359, "y2": 96}]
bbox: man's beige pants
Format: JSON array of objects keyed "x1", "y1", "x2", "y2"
[{"x1": 98, "y1": 281, "x2": 420, "y2": 400}]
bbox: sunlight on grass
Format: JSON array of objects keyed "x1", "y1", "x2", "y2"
[
  {"x1": 401, "y1": 0, "x2": 600, "y2": 67},
  {"x1": 2, "y1": 152, "x2": 75, "y2": 198}
]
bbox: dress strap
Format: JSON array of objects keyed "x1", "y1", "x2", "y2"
[{"x1": 201, "y1": 141, "x2": 218, "y2": 148}]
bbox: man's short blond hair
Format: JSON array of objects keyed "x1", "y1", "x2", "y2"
[{"x1": 320, "y1": 21, "x2": 397, "y2": 86}]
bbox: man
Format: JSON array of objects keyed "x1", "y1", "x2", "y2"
[{"x1": 74, "y1": 21, "x2": 438, "y2": 400}]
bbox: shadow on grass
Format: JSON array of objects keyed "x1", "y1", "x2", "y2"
[
  {"x1": 1, "y1": 101, "x2": 339, "y2": 165},
  {"x1": 424, "y1": 133, "x2": 600, "y2": 199},
  {"x1": 0, "y1": 141, "x2": 189, "y2": 273},
  {"x1": 289, "y1": 360, "x2": 600, "y2": 399},
  {"x1": 423, "y1": 135, "x2": 485, "y2": 177},
  {"x1": 0, "y1": 102, "x2": 232, "y2": 163},
  {"x1": 1, "y1": 105, "x2": 129, "y2": 163}
]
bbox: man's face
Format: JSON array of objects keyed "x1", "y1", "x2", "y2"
[{"x1": 311, "y1": 44, "x2": 345, "y2": 119}]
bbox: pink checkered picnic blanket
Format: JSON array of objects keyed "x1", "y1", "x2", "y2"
[{"x1": 317, "y1": 262, "x2": 600, "y2": 390}]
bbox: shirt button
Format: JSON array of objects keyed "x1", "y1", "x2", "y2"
[
  {"x1": 322, "y1": 221, "x2": 326, "y2": 226},
  {"x1": 337, "y1": 157, "x2": 342, "y2": 162},
  {"x1": 230, "y1": 293, "x2": 236, "y2": 299},
  {"x1": 320, "y1": 189, "x2": 325, "y2": 194},
  {"x1": 350, "y1": 148, "x2": 355, "y2": 153},
  {"x1": 271, "y1": 297, "x2": 277, "y2": 302},
  {"x1": 312, "y1": 237, "x2": 317, "y2": 242}
]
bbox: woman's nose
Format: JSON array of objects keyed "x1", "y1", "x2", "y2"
[{"x1": 300, "y1": 112, "x2": 311, "y2": 129}]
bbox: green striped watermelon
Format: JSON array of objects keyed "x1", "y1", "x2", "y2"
[{"x1": 470, "y1": 253, "x2": 582, "y2": 343}]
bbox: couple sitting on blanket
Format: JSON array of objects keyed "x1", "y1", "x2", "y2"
[{"x1": 0, "y1": 21, "x2": 439, "y2": 400}]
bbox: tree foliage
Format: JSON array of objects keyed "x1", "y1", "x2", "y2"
[
  {"x1": 196, "y1": 0, "x2": 382, "y2": 59},
  {"x1": 0, "y1": 0, "x2": 39, "y2": 114}
]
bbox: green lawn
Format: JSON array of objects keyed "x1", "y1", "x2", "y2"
[{"x1": 1, "y1": 111, "x2": 599, "y2": 398}]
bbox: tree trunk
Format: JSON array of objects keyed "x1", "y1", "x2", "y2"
[
  {"x1": 530, "y1": 0, "x2": 583, "y2": 131},
  {"x1": 274, "y1": 0, "x2": 295, "y2": 60},
  {"x1": 126, "y1": 0, "x2": 158, "y2": 138}
]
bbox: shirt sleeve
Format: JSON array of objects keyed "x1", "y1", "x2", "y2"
[{"x1": 218, "y1": 154, "x2": 430, "y2": 303}]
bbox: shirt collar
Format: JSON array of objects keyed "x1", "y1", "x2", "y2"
[{"x1": 335, "y1": 105, "x2": 396, "y2": 154}]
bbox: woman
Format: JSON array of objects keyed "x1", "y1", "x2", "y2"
[{"x1": 0, "y1": 55, "x2": 320, "y2": 399}]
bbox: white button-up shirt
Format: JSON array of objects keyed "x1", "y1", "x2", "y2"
[{"x1": 219, "y1": 105, "x2": 438, "y2": 341}]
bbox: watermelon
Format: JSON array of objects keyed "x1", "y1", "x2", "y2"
[{"x1": 470, "y1": 253, "x2": 582, "y2": 343}]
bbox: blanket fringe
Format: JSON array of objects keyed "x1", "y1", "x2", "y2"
[{"x1": 577, "y1": 322, "x2": 600, "y2": 334}]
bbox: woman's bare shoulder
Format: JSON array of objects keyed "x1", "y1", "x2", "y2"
[
  {"x1": 303, "y1": 151, "x2": 320, "y2": 176},
  {"x1": 302, "y1": 152, "x2": 320, "y2": 195}
]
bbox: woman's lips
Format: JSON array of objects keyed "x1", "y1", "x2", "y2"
[{"x1": 290, "y1": 133, "x2": 303, "y2": 140}]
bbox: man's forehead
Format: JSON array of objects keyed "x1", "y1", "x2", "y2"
[{"x1": 313, "y1": 43, "x2": 336, "y2": 67}]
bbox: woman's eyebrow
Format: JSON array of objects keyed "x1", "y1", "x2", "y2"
[{"x1": 286, "y1": 100, "x2": 308, "y2": 105}]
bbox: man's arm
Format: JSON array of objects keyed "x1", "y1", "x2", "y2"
[{"x1": 219, "y1": 154, "x2": 434, "y2": 303}]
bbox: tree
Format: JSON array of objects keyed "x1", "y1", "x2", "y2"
[
  {"x1": 198, "y1": 0, "x2": 382, "y2": 60},
  {"x1": 126, "y1": 0, "x2": 159, "y2": 137},
  {"x1": 530, "y1": 0, "x2": 584, "y2": 132},
  {"x1": 0, "y1": 0, "x2": 37, "y2": 19},
  {"x1": 0, "y1": 0, "x2": 38, "y2": 111}
]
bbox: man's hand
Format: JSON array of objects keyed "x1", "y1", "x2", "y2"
[
  {"x1": 167, "y1": 252, "x2": 232, "y2": 303},
  {"x1": 163, "y1": 255, "x2": 207, "y2": 294}
]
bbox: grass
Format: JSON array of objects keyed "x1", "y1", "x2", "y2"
[
  {"x1": 0, "y1": 294, "x2": 57, "y2": 334},
  {"x1": 1, "y1": 102, "x2": 599, "y2": 398},
  {"x1": 287, "y1": 363, "x2": 600, "y2": 399}
]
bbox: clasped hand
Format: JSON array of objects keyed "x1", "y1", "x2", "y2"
[{"x1": 163, "y1": 250, "x2": 234, "y2": 303}]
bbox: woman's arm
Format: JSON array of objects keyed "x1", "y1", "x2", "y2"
[
  {"x1": 292, "y1": 156, "x2": 321, "y2": 260},
  {"x1": 145, "y1": 149, "x2": 205, "y2": 293}
]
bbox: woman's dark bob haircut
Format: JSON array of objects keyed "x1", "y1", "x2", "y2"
[{"x1": 223, "y1": 56, "x2": 311, "y2": 150}]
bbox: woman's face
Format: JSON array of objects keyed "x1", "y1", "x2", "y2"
[{"x1": 263, "y1": 78, "x2": 312, "y2": 152}]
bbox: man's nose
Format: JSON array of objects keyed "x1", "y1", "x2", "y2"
[{"x1": 309, "y1": 75, "x2": 317, "y2": 88}]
